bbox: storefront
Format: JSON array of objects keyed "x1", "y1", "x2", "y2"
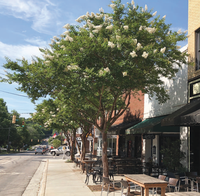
[{"x1": 126, "y1": 115, "x2": 180, "y2": 165}]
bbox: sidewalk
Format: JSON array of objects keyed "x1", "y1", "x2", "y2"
[
  {"x1": 43, "y1": 159, "x2": 127, "y2": 196},
  {"x1": 24, "y1": 158, "x2": 161, "y2": 196}
]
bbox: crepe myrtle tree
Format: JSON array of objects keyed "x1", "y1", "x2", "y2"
[
  {"x1": 1, "y1": 0, "x2": 187, "y2": 177},
  {"x1": 31, "y1": 97, "x2": 92, "y2": 161}
]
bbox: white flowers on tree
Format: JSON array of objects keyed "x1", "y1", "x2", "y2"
[
  {"x1": 63, "y1": 24, "x2": 70, "y2": 29},
  {"x1": 136, "y1": 43, "x2": 142, "y2": 50},
  {"x1": 109, "y1": 4, "x2": 116, "y2": 9},
  {"x1": 108, "y1": 41, "x2": 115, "y2": 48},
  {"x1": 43, "y1": 0, "x2": 186, "y2": 84},
  {"x1": 106, "y1": 25, "x2": 113, "y2": 30},
  {"x1": 160, "y1": 47, "x2": 166, "y2": 53},
  {"x1": 152, "y1": 11, "x2": 157, "y2": 16},
  {"x1": 142, "y1": 51, "x2": 149, "y2": 59},
  {"x1": 130, "y1": 51, "x2": 137, "y2": 58},
  {"x1": 123, "y1": 25, "x2": 129, "y2": 30},
  {"x1": 123, "y1": 72, "x2": 127, "y2": 77},
  {"x1": 177, "y1": 29, "x2": 182, "y2": 34},
  {"x1": 2, "y1": 0, "x2": 188, "y2": 180},
  {"x1": 89, "y1": 32, "x2": 94, "y2": 38}
]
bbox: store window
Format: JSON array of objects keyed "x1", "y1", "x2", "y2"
[{"x1": 195, "y1": 28, "x2": 200, "y2": 70}]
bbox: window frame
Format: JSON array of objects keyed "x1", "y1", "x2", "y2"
[{"x1": 195, "y1": 28, "x2": 200, "y2": 70}]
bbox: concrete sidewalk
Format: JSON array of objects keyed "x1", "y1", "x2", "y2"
[
  {"x1": 24, "y1": 158, "x2": 161, "y2": 196},
  {"x1": 43, "y1": 159, "x2": 127, "y2": 196}
]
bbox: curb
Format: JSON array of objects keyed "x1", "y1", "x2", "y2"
[
  {"x1": 22, "y1": 159, "x2": 48, "y2": 196},
  {"x1": 38, "y1": 159, "x2": 49, "y2": 196}
]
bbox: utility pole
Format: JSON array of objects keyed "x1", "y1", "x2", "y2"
[{"x1": 7, "y1": 127, "x2": 11, "y2": 152}]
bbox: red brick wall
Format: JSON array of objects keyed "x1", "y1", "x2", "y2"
[{"x1": 113, "y1": 91, "x2": 144, "y2": 126}]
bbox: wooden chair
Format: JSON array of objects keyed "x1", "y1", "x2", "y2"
[
  {"x1": 152, "y1": 175, "x2": 166, "y2": 195},
  {"x1": 167, "y1": 178, "x2": 179, "y2": 192}
]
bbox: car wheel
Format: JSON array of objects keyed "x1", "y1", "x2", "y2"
[
  {"x1": 35, "y1": 152, "x2": 37, "y2": 155},
  {"x1": 66, "y1": 151, "x2": 70, "y2": 156},
  {"x1": 52, "y1": 152, "x2": 56, "y2": 156},
  {"x1": 42, "y1": 153, "x2": 43, "y2": 155}
]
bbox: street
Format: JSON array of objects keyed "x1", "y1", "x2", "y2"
[{"x1": 0, "y1": 151, "x2": 67, "y2": 196}]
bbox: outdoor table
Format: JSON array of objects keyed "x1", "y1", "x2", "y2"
[
  {"x1": 165, "y1": 192, "x2": 200, "y2": 196},
  {"x1": 81, "y1": 159, "x2": 97, "y2": 173},
  {"x1": 125, "y1": 174, "x2": 168, "y2": 196}
]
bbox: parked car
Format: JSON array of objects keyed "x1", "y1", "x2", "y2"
[
  {"x1": 50, "y1": 146, "x2": 70, "y2": 156},
  {"x1": 35, "y1": 147, "x2": 46, "y2": 155}
]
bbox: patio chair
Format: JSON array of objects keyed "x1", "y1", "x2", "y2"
[
  {"x1": 179, "y1": 172, "x2": 198, "y2": 192},
  {"x1": 192, "y1": 177, "x2": 200, "y2": 192},
  {"x1": 167, "y1": 178, "x2": 179, "y2": 192},
  {"x1": 120, "y1": 180, "x2": 136, "y2": 196},
  {"x1": 152, "y1": 175, "x2": 167, "y2": 195},
  {"x1": 100, "y1": 177, "x2": 122, "y2": 196},
  {"x1": 84, "y1": 164, "x2": 96, "y2": 185}
]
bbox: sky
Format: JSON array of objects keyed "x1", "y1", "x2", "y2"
[{"x1": 0, "y1": 0, "x2": 188, "y2": 119}]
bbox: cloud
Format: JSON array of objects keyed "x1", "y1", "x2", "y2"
[
  {"x1": 0, "y1": 41, "x2": 42, "y2": 61},
  {"x1": 0, "y1": 0, "x2": 61, "y2": 35},
  {"x1": 25, "y1": 37, "x2": 47, "y2": 47}
]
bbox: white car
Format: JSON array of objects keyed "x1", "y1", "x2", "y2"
[
  {"x1": 50, "y1": 146, "x2": 70, "y2": 156},
  {"x1": 35, "y1": 147, "x2": 46, "y2": 155}
]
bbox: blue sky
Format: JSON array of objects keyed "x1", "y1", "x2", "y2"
[{"x1": 0, "y1": 0, "x2": 188, "y2": 118}]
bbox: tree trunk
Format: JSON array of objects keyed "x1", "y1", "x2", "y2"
[
  {"x1": 102, "y1": 130, "x2": 109, "y2": 177},
  {"x1": 70, "y1": 129, "x2": 76, "y2": 161},
  {"x1": 81, "y1": 136, "x2": 86, "y2": 160}
]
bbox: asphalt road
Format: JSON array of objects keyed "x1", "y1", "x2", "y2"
[{"x1": 0, "y1": 151, "x2": 65, "y2": 196}]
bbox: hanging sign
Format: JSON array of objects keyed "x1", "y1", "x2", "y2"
[{"x1": 87, "y1": 136, "x2": 93, "y2": 141}]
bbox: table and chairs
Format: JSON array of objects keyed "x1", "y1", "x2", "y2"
[{"x1": 124, "y1": 174, "x2": 168, "y2": 196}]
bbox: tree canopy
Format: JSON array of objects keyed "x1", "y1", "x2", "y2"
[{"x1": 0, "y1": 0, "x2": 187, "y2": 175}]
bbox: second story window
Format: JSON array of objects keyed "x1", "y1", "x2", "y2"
[{"x1": 196, "y1": 28, "x2": 200, "y2": 70}]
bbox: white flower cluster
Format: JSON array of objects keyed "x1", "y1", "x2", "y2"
[
  {"x1": 63, "y1": 24, "x2": 71, "y2": 29},
  {"x1": 142, "y1": 51, "x2": 148, "y2": 59},
  {"x1": 92, "y1": 29, "x2": 99, "y2": 33},
  {"x1": 90, "y1": 32, "x2": 94, "y2": 38},
  {"x1": 109, "y1": 4, "x2": 116, "y2": 9},
  {"x1": 133, "y1": 39, "x2": 137, "y2": 44},
  {"x1": 67, "y1": 65, "x2": 80, "y2": 70},
  {"x1": 75, "y1": 15, "x2": 87, "y2": 23},
  {"x1": 99, "y1": 7, "x2": 104, "y2": 13},
  {"x1": 106, "y1": 25, "x2": 113, "y2": 30},
  {"x1": 61, "y1": 45, "x2": 66, "y2": 50},
  {"x1": 44, "y1": 61, "x2": 50, "y2": 65},
  {"x1": 123, "y1": 25, "x2": 129, "y2": 30},
  {"x1": 99, "y1": 70, "x2": 104, "y2": 76},
  {"x1": 53, "y1": 36, "x2": 59, "y2": 41},
  {"x1": 104, "y1": 67, "x2": 110, "y2": 73},
  {"x1": 123, "y1": 72, "x2": 127, "y2": 77},
  {"x1": 177, "y1": 29, "x2": 182, "y2": 34},
  {"x1": 152, "y1": 11, "x2": 157, "y2": 16},
  {"x1": 160, "y1": 47, "x2": 166, "y2": 53},
  {"x1": 43, "y1": 54, "x2": 54, "y2": 60},
  {"x1": 130, "y1": 51, "x2": 137, "y2": 58},
  {"x1": 145, "y1": 27, "x2": 156, "y2": 34},
  {"x1": 63, "y1": 30, "x2": 70, "y2": 35},
  {"x1": 136, "y1": 43, "x2": 142, "y2": 50},
  {"x1": 64, "y1": 35, "x2": 73, "y2": 42},
  {"x1": 108, "y1": 41, "x2": 115, "y2": 48},
  {"x1": 94, "y1": 25, "x2": 103, "y2": 31}
]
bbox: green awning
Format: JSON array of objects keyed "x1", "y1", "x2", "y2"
[{"x1": 125, "y1": 115, "x2": 180, "y2": 134}]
